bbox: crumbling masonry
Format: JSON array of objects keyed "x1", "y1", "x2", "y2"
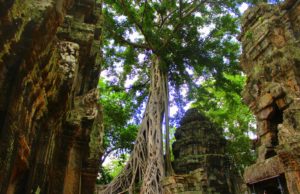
[
  {"x1": 0, "y1": 0, "x2": 103, "y2": 193},
  {"x1": 162, "y1": 109, "x2": 236, "y2": 194},
  {"x1": 240, "y1": 0, "x2": 300, "y2": 193}
]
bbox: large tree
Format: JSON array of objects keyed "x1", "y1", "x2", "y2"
[{"x1": 100, "y1": 0, "x2": 258, "y2": 193}]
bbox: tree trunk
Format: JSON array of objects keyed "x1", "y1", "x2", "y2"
[
  {"x1": 164, "y1": 76, "x2": 174, "y2": 177},
  {"x1": 101, "y1": 55, "x2": 167, "y2": 194}
]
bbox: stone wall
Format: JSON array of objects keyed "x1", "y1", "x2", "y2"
[
  {"x1": 240, "y1": 0, "x2": 300, "y2": 193},
  {"x1": 163, "y1": 168, "x2": 214, "y2": 194},
  {"x1": 0, "y1": 0, "x2": 103, "y2": 193}
]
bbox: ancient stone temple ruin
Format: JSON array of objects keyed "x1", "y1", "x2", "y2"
[
  {"x1": 163, "y1": 108, "x2": 232, "y2": 194},
  {"x1": 240, "y1": 0, "x2": 300, "y2": 193},
  {"x1": 0, "y1": 0, "x2": 103, "y2": 193}
]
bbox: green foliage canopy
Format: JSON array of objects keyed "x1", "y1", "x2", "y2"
[
  {"x1": 98, "y1": 78, "x2": 138, "y2": 164},
  {"x1": 101, "y1": 0, "x2": 259, "y2": 119}
]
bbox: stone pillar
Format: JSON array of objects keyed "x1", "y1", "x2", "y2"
[
  {"x1": 0, "y1": 0, "x2": 104, "y2": 193},
  {"x1": 240, "y1": 0, "x2": 300, "y2": 193}
]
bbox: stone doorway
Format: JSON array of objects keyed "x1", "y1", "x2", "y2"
[
  {"x1": 249, "y1": 175, "x2": 288, "y2": 194},
  {"x1": 265, "y1": 105, "x2": 283, "y2": 159}
]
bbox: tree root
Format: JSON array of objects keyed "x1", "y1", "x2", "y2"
[{"x1": 100, "y1": 56, "x2": 167, "y2": 194}]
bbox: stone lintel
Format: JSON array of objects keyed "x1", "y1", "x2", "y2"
[
  {"x1": 244, "y1": 156, "x2": 284, "y2": 184},
  {"x1": 57, "y1": 15, "x2": 95, "y2": 46}
]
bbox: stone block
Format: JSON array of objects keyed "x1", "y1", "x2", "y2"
[
  {"x1": 258, "y1": 120, "x2": 270, "y2": 136},
  {"x1": 257, "y1": 106, "x2": 275, "y2": 120},
  {"x1": 258, "y1": 93, "x2": 273, "y2": 110},
  {"x1": 278, "y1": 123, "x2": 295, "y2": 144},
  {"x1": 276, "y1": 98, "x2": 287, "y2": 110},
  {"x1": 260, "y1": 131, "x2": 274, "y2": 146},
  {"x1": 244, "y1": 156, "x2": 285, "y2": 184},
  {"x1": 269, "y1": 83, "x2": 284, "y2": 98},
  {"x1": 162, "y1": 176, "x2": 177, "y2": 185},
  {"x1": 257, "y1": 146, "x2": 268, "y2": 162}
]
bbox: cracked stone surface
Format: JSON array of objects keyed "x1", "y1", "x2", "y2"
[
  {"x1": 0, "y1": 0, "x2": 104, "y2": 193},
  {"x1": 240, "y1": 0, "x2": 300, "y2": 193}
]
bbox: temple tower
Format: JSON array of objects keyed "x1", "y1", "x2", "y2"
[
  {"x1": 240, "y1": 1, "x2": 300, "y2": 193},
  {"x1": 163, "y1": 108, "x2": 231, "y2": 194}
]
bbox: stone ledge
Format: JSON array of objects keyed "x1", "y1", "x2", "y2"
[{"x1": 244, "y1": 156, "x2": 284, "y2": 184}]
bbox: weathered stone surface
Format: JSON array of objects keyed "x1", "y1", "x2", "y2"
[
  {"x1": 258, "y1": 93, "x2": 273, "y2": 110},
  {"x1": 0, "y1": 0, "x2": 103, "y2": 193},
  {"x1": 244, "y1": 156, "x2": 284, "y2": 184},
  {"x1": 241, "y1": 0, "x2": 300, "y2": 193},
  {"x1": 172, "y1": 109, "x2": 226, "y2": 174},
  {"x1": 257, "y1": 106, "x2": 274, "y2": 120},
  {"x1": 165, "y1": 109, "x2": 233, "y2": 194},
  {"x1": 162, "y1": 169, "x2": 207, "y2": 194}
]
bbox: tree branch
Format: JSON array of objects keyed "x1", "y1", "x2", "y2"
[
  {"x1": 101, "y1": 147, "x2": 119, "y2": 164},
  {"x1": 116, "y1": 34, "x2": 150, "y2": 49},
  {"x1": 159, "y1": 8, "x2": 178, "y2": 29},
  {"x1": 120, "y1": 1, "x2": 155, "y2": 50},
  {"x1": 159, "y1": 0, "x2": 208, "y2": 51},
  {"x1": 106, "y1": 24, "x2": 150, "y2": 49}
]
